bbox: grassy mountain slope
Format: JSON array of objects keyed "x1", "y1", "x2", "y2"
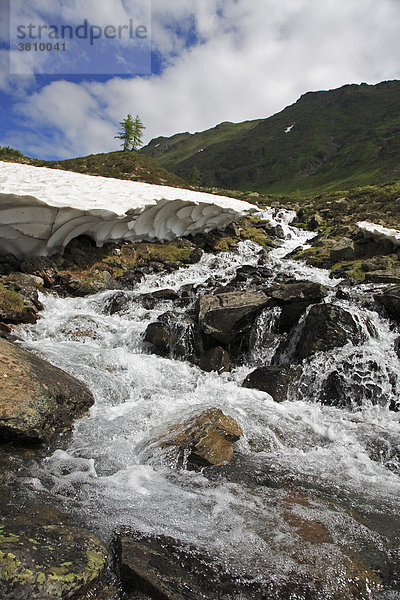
[
  {"x1": 0, "y1": 150, "x2": 186, "y2": 188},
  {"x1": 142, "y1": 119, "x2": 262, "y2": 174},
  {"x1": 141, "y1": 80, "x2": 400, "y2": 194}
]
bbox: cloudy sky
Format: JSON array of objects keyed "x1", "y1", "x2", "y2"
[{"x1": 0, "y1": 0, "x2": 399, "y2": 159}]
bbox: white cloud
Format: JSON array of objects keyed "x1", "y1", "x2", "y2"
[{"x1": 8, "y1": 0, "x2": 400, "y2": 158}]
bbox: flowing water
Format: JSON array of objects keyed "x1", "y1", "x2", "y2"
[{"x1": 17, "y1": 209, "x2": 400, "y2": 599}]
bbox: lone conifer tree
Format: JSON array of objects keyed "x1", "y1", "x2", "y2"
[
  {"x1": 115, "y1": 114, "x2": 135, "y2": 151},
  {"x1": 132, "y1": 115, "x2": 145, "y2": 151}
]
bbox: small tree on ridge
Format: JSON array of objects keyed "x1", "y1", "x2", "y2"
[
  {"x1": 132, "y1": 115, "x2": 145, "y2": 151},
  {"x1": 115, "y1": 114, "x2": 135, "y2": 151}
]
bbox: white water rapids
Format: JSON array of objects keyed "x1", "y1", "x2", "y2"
[{"x1": 17, "y1": 209, "x2": 400, "y2": 599}]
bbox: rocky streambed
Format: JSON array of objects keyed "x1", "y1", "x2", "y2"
[{"x1": 0, "y1": 209, "x2": 400, "y2": 599}]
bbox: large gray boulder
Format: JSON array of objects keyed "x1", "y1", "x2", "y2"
[
  {"x1": 196, "y1": 291, "x2": 270, "y2": 344},
  {"x1": 0, "y1": 338, "x2": 94, "y2": 443}
]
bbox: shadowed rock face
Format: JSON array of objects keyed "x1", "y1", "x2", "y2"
[
  {"x1": 375, "y1": 285, "x2": 400, "y2": 322},
  {"x1": 0, "y1": 338, "x2": 94, "y2": 443},
  {"x1": 243, "y1": 365, "x2": 302, "y2": 402},
  {"x1": 294, "y1": 304, "x2": 363, "y2": 360},
  {"x1": 0, "y1": 163, "x2": 256, "y2": 258}
]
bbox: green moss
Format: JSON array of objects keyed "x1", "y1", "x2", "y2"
[
  {"x1": 0, "y1": 285, "x2": 25, "y2": 316},
  {"x1": 137, "y1": 242, "x2": 193, "y2": 263},
  {"x1": 331, "y1": 260, "x2": 366, "y2": 282},
  {"x1": 48, "y1": 566, "x2": 77, "y2": 583},
  {"x1": 0, "y1": 533, "x2": 20, "y2": 544}
]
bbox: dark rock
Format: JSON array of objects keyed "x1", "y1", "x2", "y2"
[
  {"x1": 196, "y1": 291, "x2": 270, "y2": 344},
  {"x1": 295, "y1": 304, "x2": 363, "y2": 360},
  {"x1": 365, "y1": 272, "x2": 400, "y2": 284},
  {"x1": 150, "y1": 288, "x2": 179, "y2": 300},
  {"x1": 0, "y1": 322, "x2": 12, "y2": 339},
  {"x1": 353, "y1": 236, "x2": 396, "y2": 259},
  {"x1": 189, "y1": 247, "x2": 203, "y2": 263},
  {"x1": 320, "y1": 370, "x2": 348, "y2": 408},
  {"x1": 330, "y1": 237, "x2": 355, "y2": 262},
  {"x1": 0, "y1": 338, "x2": 94, "y2": 444},
  {"x1": 268, "y1": 280, "x2": 327, "y2": 305},
  {"x1": 144, "y1": 321, "x2": 172, "y2": 357},
  {"x1": 394, "y1": 337, "x2": 400, "y2": 358},
  {"x1": 199, "y1": 346, "x2": 230, "y2": 373},
  {"x1": 374, "y1": 285, "x2": 400, "y2": 322},
  {"x1": 263, "y1": 223, "x2": 286, "y2": 239},
  {"x1": 243, "y1": 365, "x2": 302, "y2": 402},
  {"x1": 158, "y1": 408, "x2": 243, "y2": 467},
  {"x1": 113, "y1": 526, "x2": 382, "y2": 600},
  {"x1": 113, "y1": 530, "x2": 253, "y2": 600},
  {"x1": 0, "y1": 497, "x2": 107, "y2": 600},
  {"x1": 0, "y1": 254, "x2": 20, "y2": 276},
  {"x1": 307, "y1": 213, "x2": 324, "y2": 230},
  {"x1": 231, "y1": 265, "x2": 274, "y2": 285},
  {"x1": 267, "y1": 280, "x2": 327, "y2": 333},
  {"x1": 145, "y1": 314, "x2": 201, "y2": 360},
  {"x1": 103, "y1": 291, "x2": 131, "y2": 315}
]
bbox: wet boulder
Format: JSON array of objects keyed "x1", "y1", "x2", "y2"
[
  {"x1": 294, "y1": 304, "x2": 363, "y2": 360},
  {"x1": 145, "y1": 312, "x2": 201, "y2": 360},
  {"x1": 374, "y1": 285, "x2": 400, "y2": 322},
  {"x1": 196, "y1": 291, "x2": 270, "y2": 344},
  {"x1": 199, "y1": 346, "x2": 230, "y2": 374},
  {"x1": 144, "y1": 321, "x2": 173, "y2": 357},
  {"x1": 113, "y1": 524, "x2": 383, "y2": 600},
  {"x1": 0, "y1": 338, "x2": 94, "y2": 444},
  {"x1": 243, "y1": 365, "x2": 302, "y2": 402},
  {"x1": 267, "y1": 280, "x2": 327, "y2": 333},
  {"x1": 394, "y1": 337, "x2": 400, "y2": 358},
  {"x1": 158, "y1": 408, "x2": 243, "y2": 466},
  {"x1": 113, "y1": 530, "x2": 254, "y2": 600}
]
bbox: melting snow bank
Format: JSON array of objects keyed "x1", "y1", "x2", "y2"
[
  {"x1": 0, "y1": 162, "x2": 257, "y2": 258},
  {"x1": 357, "y1": 220, "x2": 400, "y2": 248}
]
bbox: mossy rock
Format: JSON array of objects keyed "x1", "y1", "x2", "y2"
[
  {"x1": 0, "y1": 515, "x2": 107, "y2": 599},
  {"x1": 0, "y1": 284, "x2": 37, "y2": 324}
]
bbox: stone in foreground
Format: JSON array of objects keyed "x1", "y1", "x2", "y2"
[
  {"x1": 0, "y1": 338, "x2": 94, "y2": 443},
  {"x1": 113, "y1": 527, "x2": 383, "y2": 600},
  {"x1": 0, "y1": 507, "x2": 107, "y2": 600},
  {"x1": 158, "y1": 408, "x2": 243, "y2": 466},
  {"x1": 0, "y1": 163, "x2": 256, "y2": 258}
]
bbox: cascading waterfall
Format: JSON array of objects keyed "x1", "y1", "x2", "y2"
[{"x1": 16, "y1": 208, "x2": 400, "y2": 599}]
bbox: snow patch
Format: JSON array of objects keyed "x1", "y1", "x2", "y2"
[{"x1": 0, "y1": 163, "x2": 257, "y2": 258}]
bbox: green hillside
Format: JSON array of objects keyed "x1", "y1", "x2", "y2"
[
  {"x1": 0, "y1": 149, "x2": 187, "y2": 188},
  {"x1": 141, "y1": 80, "x2": 400, "y2": 194}
]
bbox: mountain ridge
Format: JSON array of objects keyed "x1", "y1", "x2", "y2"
[{"x1": 141, "y1": 80, "x2": 400, "y2": 194}]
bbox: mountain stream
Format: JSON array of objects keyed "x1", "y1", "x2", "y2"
[{"x1": 17, "y1": 209, "x2": 400, "y2": 599}]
